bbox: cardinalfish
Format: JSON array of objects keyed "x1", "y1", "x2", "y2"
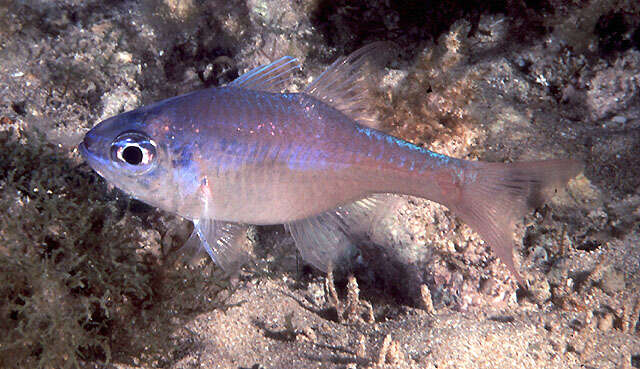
[{"x1": 79, "y1": 43, "x2": 581, "y2": 284}]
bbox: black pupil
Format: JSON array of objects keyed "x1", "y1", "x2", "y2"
[{"x1": 122, "y1": 145, "x2": 143, "y2": 165}]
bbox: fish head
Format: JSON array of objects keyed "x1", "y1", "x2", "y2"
[{"x1": 79, "y1": 108, "x2": 178, "y2": 210}]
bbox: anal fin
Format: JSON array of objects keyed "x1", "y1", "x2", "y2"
[{"x1": 285, "y1": 195, "x2": 395, "y2": 272}]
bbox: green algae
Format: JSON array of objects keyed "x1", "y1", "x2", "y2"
[{"x1": 0, "y1": 128, "x2": 230, "y2": 368}]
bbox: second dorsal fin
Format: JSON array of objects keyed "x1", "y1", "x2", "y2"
[
  {"x1": 229, "y1": 56, "x2": 301, "y2": 93},
  {"x1": 304, "y1": 42, "x2": 396, "y2": 128}
]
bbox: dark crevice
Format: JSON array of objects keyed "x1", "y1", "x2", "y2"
[{"x1": 311, "y1": 0, "x2": 556, "y2": 56}]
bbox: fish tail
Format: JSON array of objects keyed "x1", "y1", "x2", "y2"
[{"x1": 438, "y1": 159, "x2": 582, "y2": 284}]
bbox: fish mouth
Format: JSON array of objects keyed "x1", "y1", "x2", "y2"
[
  {"x1": 78, "y1": 136, "x2": 110, "y2": 178},
  {"x1": 78, "y1": 141, "x2": 89, "y2": 159}
]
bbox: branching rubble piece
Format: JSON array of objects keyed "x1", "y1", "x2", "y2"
[
  {"x1": 376, "y1": 334, "x2": 405, "y2": 366},
  {"x1": 420, "y1": 284, "x2": 436, "y2": 314}
]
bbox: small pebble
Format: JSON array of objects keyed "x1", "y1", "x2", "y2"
[
  {"x1": 600, "y1": 267, "x2": 625, "y2": 295},
  {"x1": 598, "y1": 312, "x2": 614, "y2": 331}
]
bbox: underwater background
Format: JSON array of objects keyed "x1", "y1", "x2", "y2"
[{"x1": 0, "y1": 0, "x2": 639, "y2": 368}]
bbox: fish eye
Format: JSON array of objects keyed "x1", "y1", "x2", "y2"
[
  {"x1": 122, "y1": 145, "x2": 143, "y2": 165},
  {"x1": 110, "y1": 131, "x2": 157, "y2": 174}
]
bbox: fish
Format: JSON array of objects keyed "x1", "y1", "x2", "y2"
[{"x1": 79, "y1": 43, "x2": 582, "y2": 284}]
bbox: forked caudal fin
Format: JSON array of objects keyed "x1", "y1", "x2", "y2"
[{"x1": 442, "y1": 159, "x2": 583, "y2": 284}]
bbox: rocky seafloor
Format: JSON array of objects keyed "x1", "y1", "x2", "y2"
[{"x1": 0, "y1": 0, "x2": 639, "y2": 368}]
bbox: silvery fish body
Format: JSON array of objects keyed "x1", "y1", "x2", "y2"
[{"x1": 80, "y1": 43, "x2": 581, "y2": 283}]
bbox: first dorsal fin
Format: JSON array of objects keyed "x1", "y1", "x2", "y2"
[
  {"x1": 229, "y1": 56, "x2": 301, "y2": 93},
  {"x1": 304, "y1": 42, "x2": 396, "y2": 128}
]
